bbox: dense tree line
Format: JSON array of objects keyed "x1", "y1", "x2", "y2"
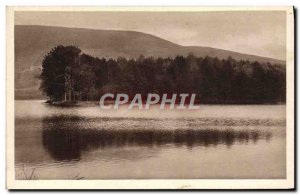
[{"x1": 40, "y1": 45, "x2": 286, "y2": 104}]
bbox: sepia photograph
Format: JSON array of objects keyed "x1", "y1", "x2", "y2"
[{"x1": 6, "y1": 6, "x2": 294, "y2": 189}]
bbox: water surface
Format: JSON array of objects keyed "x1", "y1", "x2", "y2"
[{"x1": 15, "y1": 100, "x2": 286, "y2": 179}]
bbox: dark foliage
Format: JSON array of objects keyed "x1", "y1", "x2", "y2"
[{"x1": 40, "y1": 45, "x2": 286, "y2": 104}]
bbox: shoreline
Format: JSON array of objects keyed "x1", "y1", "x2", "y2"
[{"x1": 42, "y1": 100, "x2": 286, "y2": 107}]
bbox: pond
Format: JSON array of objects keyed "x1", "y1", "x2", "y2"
[{"x1": 15, "y1": 100, "x2": 286, "y2": 179}]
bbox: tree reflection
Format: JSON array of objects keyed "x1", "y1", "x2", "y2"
[{"x1": 42, "y1": 115, "x2": 272, "y2": 161}]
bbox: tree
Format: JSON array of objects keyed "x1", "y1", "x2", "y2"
[
  {"x1": 40, "y1": 45, "x2": 81, "y2": 102},
  {"x1": 40, "y1": 45, "x2": 286, "y2": 104}
]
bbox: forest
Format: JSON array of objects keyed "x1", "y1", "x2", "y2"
[{"x1": 40, "y1": 45, "x2": 286, "y2": 104}]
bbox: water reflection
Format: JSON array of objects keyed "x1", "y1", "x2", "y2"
[{"x1": 42, "y1": 115, "x2": 272, "y2": 161}]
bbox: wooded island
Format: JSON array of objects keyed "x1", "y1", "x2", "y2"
[{"x1": 40, "y1": 45, "x2": 286, "y2": 104}]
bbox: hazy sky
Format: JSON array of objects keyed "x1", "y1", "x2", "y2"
[{"x1": 15, "y1": 11, "x2": 286, "y2": 60}]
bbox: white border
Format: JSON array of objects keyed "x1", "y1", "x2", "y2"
[{"x1": 6, "y1": 6, "x2": 295, "y2": 190}]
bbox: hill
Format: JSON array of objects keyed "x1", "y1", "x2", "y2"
[{"x1": 14, "y1": 25, "x2": 285, "y2": 99}]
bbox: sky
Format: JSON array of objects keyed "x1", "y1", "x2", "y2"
[{"x1": 15, "y1": 11, "x2": 286, "y2": 60}]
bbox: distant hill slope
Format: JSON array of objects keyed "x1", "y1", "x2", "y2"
[{"x1": 14, "y1": 25, "x2": 285, "y2": 100}]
